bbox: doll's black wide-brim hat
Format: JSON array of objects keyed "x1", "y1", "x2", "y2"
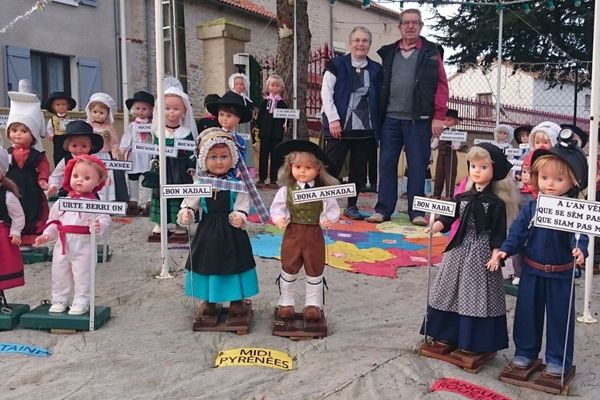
[
  {"x1": 44, "y1": 91, "x2": 76, "y2": 111},
  {"x1": 54, "y1": 120, "x2": 104, "y2": 155},
  {"x1": 206, "y1": 91, "x2": 253, "y2": 123},
  {"x1": 276, "y1": 139, "x2": 330, "y2": 165},
  {"x1": 532, "y1": 130, "x2": 588, "y2": 191},
  {"x1": 126, "y1": 91, "x2": 155, "y2": 110},
  {"x1": 560, "y1": 124, "x2": 588, "y2": 148},
  {"x1": 513, "y1": 125, "x2": 533, "y2": 144},
  {"x1": 472, "y1": 142, "x2": 513, "y2": 181}
]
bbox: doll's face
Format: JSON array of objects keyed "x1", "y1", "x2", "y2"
[
  {"x1": 131, "y1": 101, "x2": 153, "y2": 120},
  {"x1": 70, "y1": 162, "x2": 102, "y2": 194},
  {"x1": 521, "y1": 166, "x2": 531, "y2": 185},
  {"x1": 90, "y1": 104, "x2": 109, "y2": 124},
  {"x1": 165, "y1": 96, "x2": 186, "y2": 126},
  {"x1": 205, "y1": 144, "x2": 233, "y2": 176},
  {"x1": 537, "y1": 164, "x2": 574, "y2": 196},
  {"x1": 469, "y1": 157, "x2": 493, "y2": 187},
  {"x1": 233, "y1": 77, "x2": 246, "y2": 95},
  {"x1": 267, "y1": 80, "x2": 284, "y2": 96},
  {"x1": 533, "y1": 132, "x2": 551, "y2": 150},
  {"x1": 67, "y1": 136, "x2": 92, "y2": 156},
  {"x1": 52, "y1": 99, "x2": 69, "y2": 114},
  {"x1": 8, "y1": 124, "x2": 34, "y2": 147},
  {"x1": 519, "y1": 131, "x2": 530, "y2": 144},
  {"x1": 218, "y1": 109, "x2": 240, "y2": 132},
  {"x1": 496, "y1": 130, "x2": 508, "y2": 143},
  {"x1": 291, "y1": 155, "x2": 320, "y2": 183},
  {"x1": 443, "y1": 116, "x2": 459, "y2": 128}
]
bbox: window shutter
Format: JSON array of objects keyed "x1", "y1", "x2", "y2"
[
  {"x1": 5, "y1": 46, "x2": 32, "y2": 104},
  {"x1": 78, "y1": 57, "x2": 102, "y2": 106},
  {"x1": 80, "y1": 0, "x2": 98, "y2": 6}
]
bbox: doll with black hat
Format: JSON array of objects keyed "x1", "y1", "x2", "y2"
[
  {"x1": 270, "y1": 140, "x2": 340, "y2": 327},
  {"x1": 120, "y1": 91, "x2": 155, "y2": 215},
  {"x1": 44, "y1": 91, "x2": 77, "y2": 166},
  {"x1": 432, "y1": 108, "x2": 462, "y2": 199},
  {"x1": 420, "y1": 143, "x2": 519, "y2": 365},
  {"x1": 493, "y1": 130, "x2": 589, "y2": 383},
  {"x1": 47, "y1": 120, "x2": 104, "y2": 198}
]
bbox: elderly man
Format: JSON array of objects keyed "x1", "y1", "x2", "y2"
[{"x1": 366, "y1": 9, "x2": 448, "y2": 226}]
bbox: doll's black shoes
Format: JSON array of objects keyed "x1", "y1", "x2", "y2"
[
  {"x1": 343, "y1": 206, "x2": 364, "y2": 220},
  {"x1": 511, "y1": 355, "x2": 534, "y2": 369}
]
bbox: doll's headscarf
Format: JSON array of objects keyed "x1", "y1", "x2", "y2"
[
  {"x1": 7, "y1": 79, "x2": 45, "y2": 152},
  {"x1": 62, "y1": 154, "x2": 108, "y2": 196},
  {"x1": 529, "y1": 121, "x2": 560, "y2": 149},
  {"x1": 0, "y1": 147, "x2": 9, "y2": 175},
  {"x1": 228, "y1": 73, "x2": 252, "y2": 106},
  {"x1": 196, "y1": 128, "x2": 240, "y2": 174},
  {"x1": 494, "y1": 124, "x2": 515, "y2": 145},
  {"x1": 85, "y1": 92, "x2": 117, "y2": 124},
  {"x1": 152, "y1": 80, "x2": 198, "y2": 141}
]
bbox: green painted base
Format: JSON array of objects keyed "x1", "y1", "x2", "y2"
[
  {"x1": 0, "y1": 304, "x2": 31, "y2": 330},
  {"x1": 20, "y1": 304, "x2": 111, "y2": 331},
  {"x1": 504, "y1": 279, "x2": 519, "y2": 297},
  {"x1": 45, "y1": 245, "x2": 112, "y2": 263},
  {"x1": 22, "y1": 247, "x2": 50, "y2": 264}
]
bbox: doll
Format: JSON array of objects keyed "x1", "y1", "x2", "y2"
[
  {"x1": 196, "y1": 94, "x2": 221, "y2": 133},
  {"x1": 228, "y1": 73, "x2": 254, "y2": 164},
  {"x1": 6, "y1": 85, "x2": 50, "y2": 236},
  {"x1": 421, "y1": 143, "x2": 519, "y2": 355},
  {"x1": 270, "y1": 140, "x2": 341, "y2": 322},
  {"x1": 492, "y1": 132, "x2": 588, "y2": 377},
  {"x1": 513, "y1": 125, "x2": 532, "y2": 148},
  {"x1": 44, "y1": 92, "x2": 76, "y2": 166},
  {"x1": 148, "y1": 85, "x2": 197, "y2": 242},
  {"x1": 178, "y1": 128, "x2": 259, "y2": 319},
  {"x1": 47, "y1": 121, "x2": 104, "y2": 197},
  {"x1": 34, "y1": 155, "x2": 111, "y2": 315},
  {"x1": 0, "y1": 147, "x2": 26, "y2": 310},
  {"x1": 119, "y1": 91, "x2": 155, "y2": 215},
  {"x1": 255, "y1": 74, "x2": 288, "y2": 189},
  {"x1": 493, "y1": 124, "x2": 515, "y2": 148},
  {"x1": 432, "y1": 109, "x2": 462, "y2": 199}
]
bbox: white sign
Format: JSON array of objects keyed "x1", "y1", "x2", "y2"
[
  {"x1": 161, "y1": 184, "x2": 212, "y2": 199},
  {"x1": 175, "y1": 139, "x2": 196, "y2": 151},
  {"x1": 58, "y1": 198, "x2": 127, "y2": 215},
  {"x1": 59, "y1": 118, "x2": 73, "y2": 130},
  {"x1": 519, "y1": 143, "x2": 530, "y2": 150},
  {"x1": 439, "y1": 130, "x2": 467, "y2": 142},
  {"x1": 412, "y1": 196, "x2": 456, "y2": 217},
  {"x1": 237, "y1": 133, "x2": 251, "y2": 141},
  {"x1": 509, "y1": 159, "x2": 523, "y2": 167},
  {"x1": 135, "y1": 123, "x2": 152, "y2": 133},
  {"x1": 504, "y1": 148, "x2": 522, "y2": 157},
  {"x1": 292, "y1": 183, "x2": 356, "y2": 204},
  {"x1": 274, "y1": 108, "x2": 300, "y2": 120},
  {"x1": 534, "y1": 194, "x2": 600, "y2": 236},
  {"x1": 474, "y1": 138, "x2": 496, "y2": 145},
  {"x1": 102, "y1": 160, "x2": 133, "y2": 171},
  {"x1": 132, "y1": 142, "x2": 176, "y2": 157},
  {"x1": 0, "y1": 115, "x2": 7, "y2": 128}
]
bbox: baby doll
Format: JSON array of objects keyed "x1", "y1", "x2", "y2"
[
  {"x1": 270, "y1": 140, "x2": 341, "y2": 322},
  {"x1": 421, "y1": 143, "x2": 519, "y2": 355},
  {"x1": 494, "y1": 124, "x2": 515, "y2": 148},
  {"x1": 47, "y1": 121, "x2": 104, "y2": 197},
  {"x1": 178, "y1": 128, "x2": 259, "y2": 319},
  {"x1": 0, "y1": 147, "x2": 26, "y2": 310},
  {"x1": 85, "y1": 93, "x2": 123, "y2": 202},
  {"x1": 492, "y1": 132, "x2": 588, "y2": 377},
  {"x1": 6, "y1": 86, "x2": 50, "y2": 236},
  {"x1": 120, "y1": 91, "x2": 155, "y2": 215},
  {"x1": 34, "y1": 155, "x2": 111, "y2": 315},
  {"x1": 148, "y1": 85, "x2": 197, "y2": 241},
  {"x1": 44, "y1": 92, "x2": 76, "y2": 166},
  {"x1": 255, "y1": 74, "x2": 288, "y2": 189},
  {"x1": 206, "y1": 91, "x2": 253, "y2": 164}
]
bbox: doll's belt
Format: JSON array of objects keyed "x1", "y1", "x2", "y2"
[
  {"x1": 524, "y1": 256, "x2": 572, "y2": 273},
  {"x1": 44, "y1": 220, "x2": 91, "y2": 255}
]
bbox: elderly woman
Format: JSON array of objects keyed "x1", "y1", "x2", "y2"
[{"x1": 321, "y1": 26, "x2": 382, "y2": 220}]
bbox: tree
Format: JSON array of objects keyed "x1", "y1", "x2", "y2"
[
  {"x1": 276, "y1": 0, "x2": 311, "y2": 139},
  {"x1": 433, "y1": 0, "x2": 594, "y2": 86}
]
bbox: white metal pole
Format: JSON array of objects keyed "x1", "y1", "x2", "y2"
[
  {"x1": 293, "y1": 0, "x2": 298, "y2": 140},
  {"x1": 495, "y1": 7, "x2": 503, "y2": 127},
  {"x1": 89, "y1": 227, "x2": 97, "y2": 332},
  {"x1": 155, "y1": 0, "x2": 172, "y2": 279},
  {"x1": 577, "y1": 0, "x2": 600, "y2": 324},
  {"x1": 120, "y1": 0, "x2": 129, "y2": 129}
]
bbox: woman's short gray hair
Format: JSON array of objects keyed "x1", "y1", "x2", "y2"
[{"x1": 349, "y1": 26, "x2": 372, "y2": 43}]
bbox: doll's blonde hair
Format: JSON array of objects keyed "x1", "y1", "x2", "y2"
[
  {"x1": 73, "y1": 158, "x2": 108, "y2": 183},
  {"x1": 266, "y1": 74, "x2": 285, "y2": 92},
  {"x1": 530, "y1": 155, "x2": 578, "y2": 193},
  {"x1": 464, "y1": 146, "x2": 519, "y2": 226},
  {"x1": 277, "y1": 151, "x2": 339, "y2": 187}
]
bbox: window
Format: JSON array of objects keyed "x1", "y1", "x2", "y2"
[
  {"x1": 52, "y1": 0, "x2": 78, "y2": 6},
  {"x1": 30, "y1": 51, "x2": 71, "y2": 104},
  {"x1": 476, "y1": 92, "x2": 493, "y2": 119},
  {"x1": 163, "y1": 0, "x2": 188, "y2": 91}
]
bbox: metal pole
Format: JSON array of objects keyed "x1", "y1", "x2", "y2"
[
  {"x1": 423, "y1": 212, "x2": 436, "y2": 343},
  {"x1": 293, "y1": 0, "x2": 298, "y2": 140},
  {"x1": 572, "y1": 63, "x2": 578, "y2": 126},
  {"x1": 155, "y1": 0, "x2": 172, "y2": 279},
  {"x1": 120, "y1": 0, "x2": 129, "y2": 128},
  {"x1": 89, "y1": 227, "x2": 97, "y2": 332},
  {"x1": 495, "y1": 7, "x2": 503, "y2": 127}
]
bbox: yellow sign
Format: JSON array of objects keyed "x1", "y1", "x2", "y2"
[{"x1": 215, "y1": 348, "x2": 293, "y2": 371}]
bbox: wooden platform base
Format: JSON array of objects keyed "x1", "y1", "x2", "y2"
[
  {"x1": 192, "y1": 300, "x2": 252, "y2": 335},
  {"x1": 420, "y1": 341, "x2": 496, "y2": 373},
  {"x1": 503, "y1": 278, "x2": 519, "y2": 297},
  {"x1": 22, "y1": 247, "x2": 50, "y2": 264},
  {"x1": 272, "y1": 308, "x2": 327, "y2": 341},
  {"x1": 19, "y1": 304, "x2": 111, "y2": 332},
  {"x1": 0, "y1": 304, "x2": 31, "y2": 330},
  {"x1": 499, "y1": 361, "x2": 575, "y2": 395}
]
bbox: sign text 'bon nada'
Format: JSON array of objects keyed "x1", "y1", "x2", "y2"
[
  {"x1": 161, "y1": 184, "x2": 212, "y2": 198},
  {"x1": 534, "y1": 194, "x2": 600, "y2": 236},
  {"x1": 58, "y1": 199, "x2": 127, "y2": 215},
  {"x1": 292, "y1": 183, "x2": 356, "y2": 204},
  {"x1": 412, "y1": 196, "x2": 456, "y2": 217}
]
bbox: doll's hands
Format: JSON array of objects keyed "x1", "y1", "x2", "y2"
[
  {"x1": 178, "y1": 209, "x2": 195, "y2": 225},
  {"x1": 89, "y1": 218, "x2": 102, "y2": 234},
  {"x1": 34, "y1": 235, "x2": 50, "y2": 246},
  {"x1": 276, "y1": 217, "x2": 289, "y2": 230},
  {"x1": 38, "y1": 180, "x2": 49, "y2": 190},
  {"x1": 47, "y1": 186, "x2": 58, "y2": 197},
  {"x1": 229, "y1": 212, "x2": 244, "y2": 228},
  {"x1": 10, "y1": 235, "x2": 21, "y2": 246},
  {"x1": 321, "y1": 218, "x2": 334, "y2": 229},
  {"x1": 187, "y1": 168, "x2": 195, "y2": 177},
  {"x1": 572, "y1": 248, "x2": 584, "y2": 265},
  {"x1": 424, "y1": 220, "x2": 443, "y2": 235}
]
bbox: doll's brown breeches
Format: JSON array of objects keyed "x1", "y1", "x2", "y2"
[{"x1": 281, "y1": 223, "x2": 325, "y2": 277}]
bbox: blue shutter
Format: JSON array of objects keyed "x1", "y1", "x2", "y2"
[
  {"x1": 78, "y1": 57, "x2": 102, "y2": 107},
  {"x1": 80, "y1": 0, "x2": 98, "y2": 6},
  {"x1": 5, "y1": 46, "x2": 32, "y2": 104}
]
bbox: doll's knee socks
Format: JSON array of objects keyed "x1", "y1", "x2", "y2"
[
  {"x1": 305, "y1": 274, "x2": 324, "y2": 309},
  {"x1": 277, "y1": 271, "x2": 297, "y2": 307},
  {"x1": 128, "y1": 179, "x2": 139, "y2": 202}
]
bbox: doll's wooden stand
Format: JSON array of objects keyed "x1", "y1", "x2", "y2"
[
  {"x1": 420, "y1": 341, "x2": 496, "y2": 373},
  {"x1": 0, "y1": 304, "x2": 30, "y2": 330},
  {"x1": 272, "y1": 308, "x2": 328, "y2": 341},
  {"x1": 503, "y1": 279, "x2": 519, "y2": 297},
  {"x1": 192, "y1": 299, "x2": 252, "y2": 335},
  {"x1": 20, "y1": 303, "x2": 111, "y2": 333},
  {"x1": 498, "y1": 360, "x2": 575, "y2": 395}
]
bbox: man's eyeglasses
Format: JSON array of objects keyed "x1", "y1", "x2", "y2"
[{"x1": 400, "y1": 20, "x2": 423, "y2": 26}]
